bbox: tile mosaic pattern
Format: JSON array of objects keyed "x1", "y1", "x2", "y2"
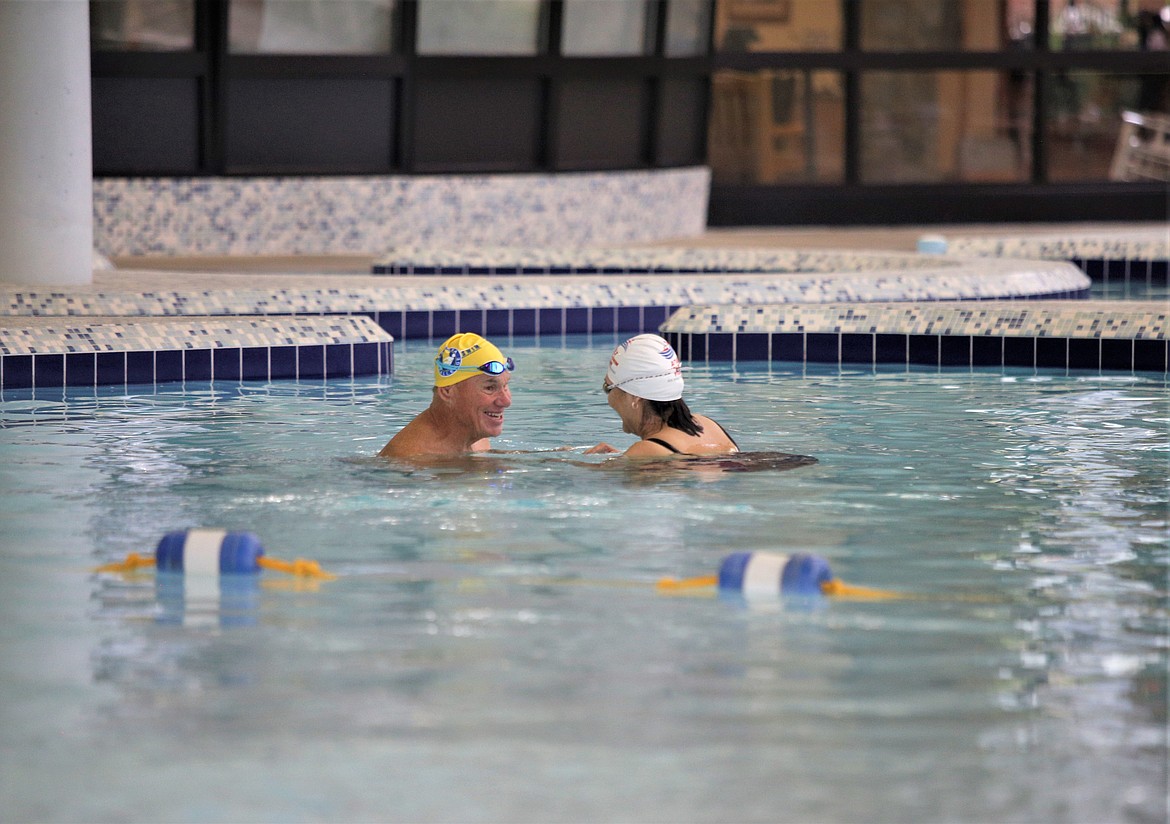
[
  {"x1": 375, "y1": 246, "x2": 954, "y2": 274},
  {"x1": 662, "y1": 301, "x2": 1169, "y2": 373},
  {"x1": 4, "y1": 232, "x2": 1163, "y2": 384},
  {"x1": 662, "y1": 301, "x2": 1168, "y2": 339},
  {"x1": 0, "y1": 255, "x2": 1092, "y2": 320},
  {"x1": 944, "y1": 229, "x2": 1169, "y2": 262},
  {"x1": 0, "y1": 315, "x2": 393, "y2": 390},
  {"x1": 93, "y1": 169, "x2": 710, "y2": 256},
  {"x1": 943, "y1": 230, "x2": 1169, "y2": 287},
  {"x1": 373, "y1": 246, "x2": 1093, "y2": 293}
]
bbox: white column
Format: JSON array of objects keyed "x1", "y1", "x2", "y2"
[{"x1": 0, "y1": 0, "x2": 93, "y2": 285}]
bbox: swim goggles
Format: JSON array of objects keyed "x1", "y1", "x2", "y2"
[{"x1": 435, "y1": 356, "x2": 515, "y2": 377}]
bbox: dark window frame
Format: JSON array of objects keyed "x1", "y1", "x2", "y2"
[
  {"x1": 91, "y1": 0, "x2": 711, "y2": 176},
  {"x1": 89, "y1": 0, "x2": 1166, "y2": 224},
  {"x1": 709, "y1": 0, "x2": 1168, "y2": 223}
]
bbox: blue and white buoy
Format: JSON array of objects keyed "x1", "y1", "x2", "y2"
[
  {"x1": 155, "y1": 529, "x2": 266, "y2": 574},
  {"x1": 718, "y1": 551, "x2": 834, "y2": 596}
]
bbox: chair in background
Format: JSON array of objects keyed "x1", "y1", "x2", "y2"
[{"x1": 1109, "y1": 110, "x2": 1170, "y2": 181}]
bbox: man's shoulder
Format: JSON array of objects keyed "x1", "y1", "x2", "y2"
[{"x1": 378, "y1": 413, "x2": 430, "y2": 457}]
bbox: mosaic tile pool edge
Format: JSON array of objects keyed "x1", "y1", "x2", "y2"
[
  {"x1": 0, "y1": 315, "x2": 394, "y2": 391},
  {"x1": 4, "y1": 236, "x2": 1166, "y2": 386},
  {"x1": 0, "y1": 343, "x2": 393, "y2": 391},
  {"x1": 940, "y1": 230, "x2": 1169, "y2": 290},
  {"x1": 8, "y1": 295, "x2": 1162, "y2": 390},
  {"x1": 0, "y1": 257, "x2": 1093, "y2": 317},
  {"x1": 662, "y1": 301, "x2": 1170, "y2": 374},
  {"x1": 944, "y1": 230, "x2": 1169, "y2": 264}
]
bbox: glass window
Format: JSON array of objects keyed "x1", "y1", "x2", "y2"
[
  {"x1": 562, "y1": 0, "x2": 650, "y2": 56},
  {"x1": 1051, "y1": 0, "x2": 1170, "y2": 51},
  {"x1": 90, "y1": 0, "x2": 195, "y2": 51},
  {"x1": 416, "y1": 0, "x2": 541, "y2": 55},
  {"x1": 860, "y1": 0, "x2": 1011, "y2": 51},
  {"x1": 665, "y1": 0, "x2": 712, "y2": 56},
  {"x1": 1047, "y1": 72, "x2": 1160, "y2": 179},
  {"x1": 1049, "y1": 0, "x2": 1123, "y2": 49},
  {"x1": 714, "y1": 0, "x2": 842, "y2": 52},
  {"x1": 228, "y1": 0, "x2": 395, "y2": 54},
  {"x1": 860, "y1": 71, "x2": 1033, "y2": 183},
  {"x1": 1127, "y1": 2, "x2": 1170, "y2": 52},
  {"x1": 708, "y1": 69, "x2": 844, "y2": 183}
]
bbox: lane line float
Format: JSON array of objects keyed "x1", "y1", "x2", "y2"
[
  {"x1": 98, "y1": 535, "x2": 896, "y2": 602},
  {"x1": 95, "y1": 528, "x2": 336, "y2": 580},
  {"x1": 658, "y1": 551, "x2": 902, "y2": 600}
]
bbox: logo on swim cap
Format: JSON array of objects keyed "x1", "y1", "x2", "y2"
[
  {"x1": 434, "y1": 333, "x2": 505, "y2": 387},
  {"x1": 605, "y1": 333, "x2": 684, "y2": 401},
  {"x1": 656, "y1": 342, "x2": 679, "y2": 370},
  {"x1": 436, "y1": 346, "x2": 463, "y2": 377}
]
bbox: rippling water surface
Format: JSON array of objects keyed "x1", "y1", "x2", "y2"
[{"x1": 1, "y1": 335, "x2": 1166, "y2": 823}]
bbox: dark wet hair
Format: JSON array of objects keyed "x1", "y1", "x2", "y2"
[{"x1": 644, "y1": 397, "x2": 703, "y2": 437}]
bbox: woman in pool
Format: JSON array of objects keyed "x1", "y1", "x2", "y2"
[{"x1": 584, "y1": 334, "x2": 739, "y2": 457}]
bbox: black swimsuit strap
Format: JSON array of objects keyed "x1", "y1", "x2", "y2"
[
  {"x1": 646, "y1": 437, "x2": 683, "y2": 454},
  {"x1": 706, "y1": 418, "x2": 740, "y2": 449},
  {"x1": 647, "y1": 418, "x2": 739, "y2": 454}
]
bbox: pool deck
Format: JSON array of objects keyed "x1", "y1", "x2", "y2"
[{"x1": 0, "y1": 222, "x2": 1166, "y2": 389}]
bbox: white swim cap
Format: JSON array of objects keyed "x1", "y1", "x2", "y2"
[{"x1": 605, "y1": 334, "x2": 684, "y2": 401}]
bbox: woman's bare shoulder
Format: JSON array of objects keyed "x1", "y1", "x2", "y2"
[{"x1": 625, "y1": 439, "x2": 675, "y2": 457}]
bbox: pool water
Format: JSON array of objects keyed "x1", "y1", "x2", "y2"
[
  {"x1": 1090, "y1": 278, "x2": 1168, "y2": 301},
  {"x1": 1, "y1": 335, "x2": 1166, "y2": 823}
]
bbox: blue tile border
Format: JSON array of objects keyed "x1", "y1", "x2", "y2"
[
  {"x1": 0, "y1": 316, "x2": 394, "y2": 390},
  {"x1": 658, "y1": 286, "x2": 1168, "y2": 373},
  {"x1": 1075, "y1": 258, "x2": 1168, "y2": 283},
  {"x1": 185, "y1": 349, "x2": 212, "y2": 382},
  {"x1": 663, "y1": 330, "x2": 1170, "y2": 374},
  {"x1": 33, "y1": 353, "x2": 64, "y2": 388},
  {"x1": 65, "y1": 352, "x2": 95, "y2": 386},
  {"x1": 0, "y1": 341, "x2": 398, "y2": 390},
  {"x1": 242, "y1": 347, "x2": 268, "y2": 380},
  {"x1": 6, "y1": 293, "x2": 1163, "y2": 387},
  {"x1": 298, "y1": 345, "x2": 325, "y2": 379},
  {"x1": 126, "y1": 351, "x2": 154, "y2": 384}
]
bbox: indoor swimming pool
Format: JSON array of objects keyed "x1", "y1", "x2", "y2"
[{"x1": 1, "y1": 335, "x2": 1166, "y2": 823}]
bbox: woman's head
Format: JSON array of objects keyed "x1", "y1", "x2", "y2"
[
  {"x1": 604, "y1": 334, "x2": 683, "y2": 401},
  {"x1": 603, "y1": 335, "x2": 703, "y2": 438}
]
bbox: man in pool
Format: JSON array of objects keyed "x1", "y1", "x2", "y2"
[{"x1": 378, "y1": 332, "x2": 514, "y2": 459}]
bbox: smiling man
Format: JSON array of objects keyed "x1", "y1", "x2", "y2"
[{"x1": 378, "y1": 333, "x2": 514, "y2": 459}]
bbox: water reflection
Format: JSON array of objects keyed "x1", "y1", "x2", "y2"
[{"x1": 4, "y1": 354, "x2": 1166, "y2": 821}]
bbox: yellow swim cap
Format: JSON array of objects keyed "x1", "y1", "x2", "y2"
[{"x1": 433, "y1": 333, "x2": 513, "y2": 387}]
